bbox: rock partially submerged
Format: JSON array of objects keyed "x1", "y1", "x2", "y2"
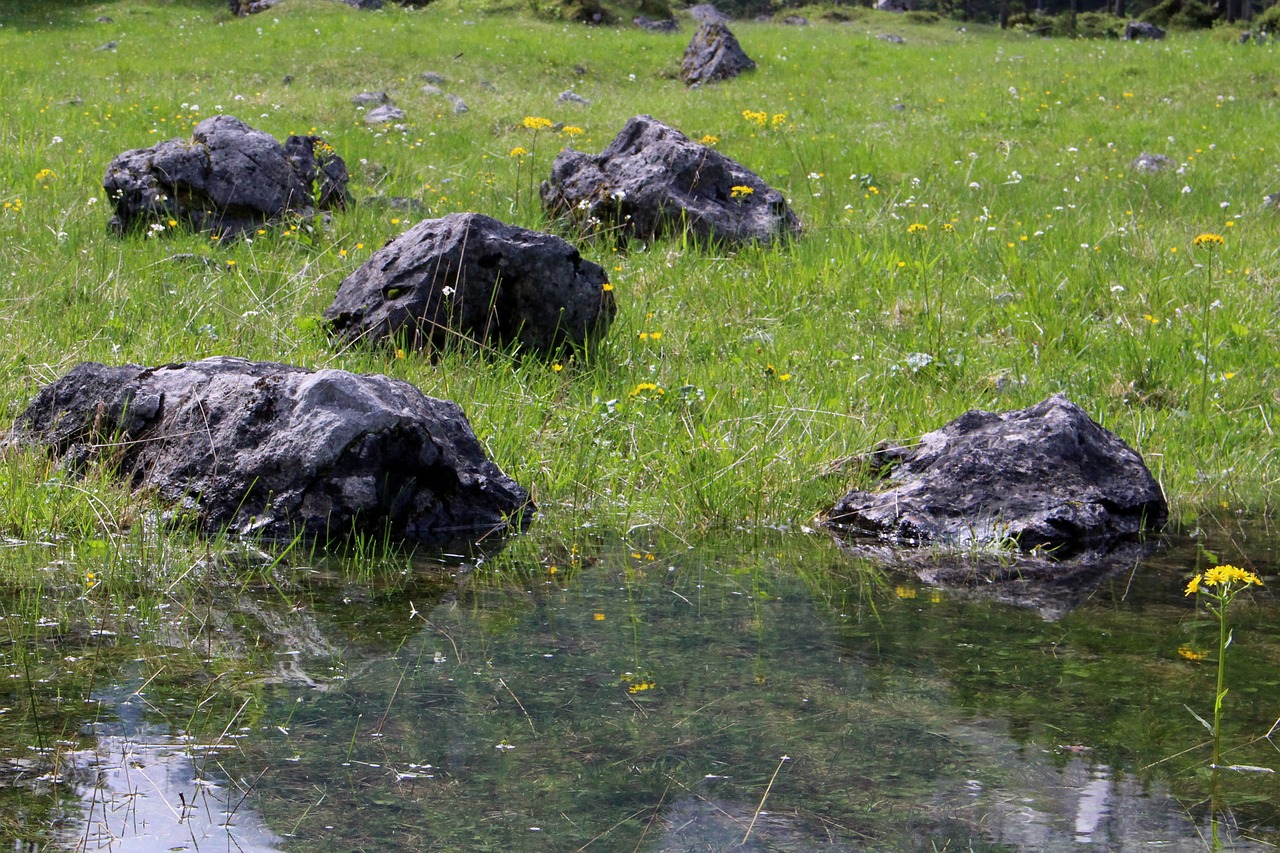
[
  {"x1": 10, "y1": 358, "x2": 532, "y2": 546},
  {"x1": 541, "y1": 114, "x2": 801, "y2": 247},
  {"x1": 104, "y1": 115, "x2": 349, "y2": 238},
  {"x1": 822, "y1": 395, "x2": 1167, "y2": 559},
  {"x1": 324, "y1": 213, "x2": 615, "y2": 356},
  {"x1": 680, "y1": 22, "x2": 755, "y2": 86}
]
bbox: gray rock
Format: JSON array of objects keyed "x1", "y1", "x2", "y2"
[
  {"x1": 421, "y1": 71, "x2": 447, "y2": 84},
  {"x1": 634, "y1": 15, "x2": 679, "y2": 31},
  {"x1": 447, "y1": 94, "x2": 469, "y2": 114},
  {"x1": 9, "y1": 357, "x2": 532, "y2": 545},
  {"x1": 680, "y1": 22, "x2": 755, "y2": 86},
  {"x1": 421, "y1": 84, "x2": 442, "y2": 96},
  {"x1": 822, "y1": 394, "x2": 1167, "y2": 557},
  {"x1": 1131, "y1": 152, "x2": 1175, "y2": 173},
  {"x1": 558, "y1": 90, "x2": 591, "y2": 106},
  {"x1": 352, "y1": 91, "x2": 391, "y2": 106},
  {"x1": 324, "y1": 213, "x2": 616, "y2": 356},
  {"x1": 340, "y1": 0, "x2": 384, "y2": 7},
  {"x1": 688, "y1": 3, "x2": 728, "y2": 23},
  {"x1": 541, "y1": 114, "x2": 801, "y2": 247},
  {"x1": 783, "y1": 15, "x2": 809, "y2": 25},
  {"x1": 96, "y1": 16, "x2": 113, "y2": 23},
  {"x1": 875, "y1": 0, "x2": 911, "y2": 11},
  {"x1": 1123, "y1": 20, "x2": 1165, "y2": 39},
  {"x1": 365, "y1": 104, "x2": 406, "y2": 123},
  {"x1": 95, "y1": 41, "x2": 118, "y2": 51},
  {"x1": 229, "y1": 0, "x2": 285, "y2": 14},
  {"x1": 103, "y1": 115, "x2": 348, "y2": 239},
  {"x1": 877, "y1": 32, "x2": 906, "y2": 43}
]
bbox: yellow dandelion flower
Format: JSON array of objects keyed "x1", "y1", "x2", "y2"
[
  {"x1": 602, "y1": 282, "x2": 614, "y2": 292},
  {"x1": 907, "y1": 223, "x2": 928, "y2": 234},
  {"x1": 700, "y1": 134, "x2": 719, "y2": 145},
  {"x1": 1185, "y1": 574, "x2": 1202, "y2": 596},
  {"x1": 509, "y1": 146, "x2": 529, "y2": 157},
  {"x1": 1192, "y1": 232, "x2": 1225, "y2": 248},
  {"x1": 520, "y1": 116, "x2": 553, "y2": 130},
  {"x1": 552, "y1": 362, "x2": 563, "y2": 372},
  {"x1": 1177, "y1": 645, "x2": 1208, "y2": 661}
]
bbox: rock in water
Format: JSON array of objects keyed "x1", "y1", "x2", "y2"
[
  {"x1": 324, "y1": 213, "x2": 615, "y2": 356},
  {"x1": 10, "y1": 358, "x2": 532, "y2": 546},
  {"x1": 822, "y1": 395, "x2": 1166, "y2": 557},
  {"x1": 680, "y1": 22, "x2": 755, "y2": 86},
  {"x1": 541, "y1": 114, "x2": 800, "y2": 247},
  {"x1": 104, "y1": 115, "x2": 349, "y2": 238}
]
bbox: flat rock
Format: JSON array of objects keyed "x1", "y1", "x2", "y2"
[
  {"x1": 366, "y1": 104, "x2": 406, "y2": 123},
  {"x1": 104, "y1": 115, "x2": 349, "y2": 238},
  {"x1": 1131, "y1": 152, "x2": 1175, "y2": 173},
  {"x1": 634, "y1": 15, "x2": 679, "y2": 30},
  {"x1": 324, "y1": 213, "x2": 616, "y2": 356},
  {"x1": 822, "y1": 394, "x2": 1167, "y2": 558},
  {"x1": 541, "y1": 114, "x2": 801, "y2": 247},
  {"x1": 9, "y1": 358, "x2": 532, "y2": 545},
  {"x1": 352, "y1": 91, "x2": 391, "y2": 106},
  {"x1": 680, "y1": 22, "x2": 755, "y2": 86}
]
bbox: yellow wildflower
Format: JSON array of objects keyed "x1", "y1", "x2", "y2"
[
  {"x1": 509, "y1": 146, "x2": 529, "y2": 157},
  {"x1": 907, "y1": 223, "x2": 928, "y2": 234},
  {"x1": 520, "y1": 116, "x2": 553, "y2": 130},
  {"x1": 730, "y1": 185, "x2": 754, "y2": 199},
  {"x1": 34, "y1": 168, "x2": 56, "y2": 181},
  {"x1": 1172, "y1": 640, "x2": 1203, "y2": 660},
  {"x1": 561, "y1": 125, "x2": 584, "y2": 136},
  {"x1": 602, "y1": 282, "x2": 613, "y2": 292},
  {"x1": 1192, "y1": 233, "x2": 1225, "y2": 248},
  {"x1": 700, "y1": 134, "x2": 719, "y2": 145}
]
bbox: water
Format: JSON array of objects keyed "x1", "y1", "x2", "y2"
[{"x1": 3, "y1": 524, "x2": 1278, "y2": 852}]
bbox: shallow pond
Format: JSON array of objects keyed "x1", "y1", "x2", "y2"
[{"x1": 3, "y1": 522, "x2": 1278, "y2": 852}]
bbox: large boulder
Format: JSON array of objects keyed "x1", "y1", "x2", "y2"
[
  {"x1": 104, "y1": 115, "x2": 349, "y2": 239},
  {"x1": 541, "y1": 115, "x2": 801, "y2": 247},
  {"x1": 324, "y1": 213, "x2": 615, "y2": 356},
  {"x1": 9, "y1": 358, "x2": 532, "y2": 546},
  {"x1": 680, "y1": 22, "x2": 755, "y2": 86},
  {"x1": 822, "y1": 395, "x2": 1167, "y2": 558}
]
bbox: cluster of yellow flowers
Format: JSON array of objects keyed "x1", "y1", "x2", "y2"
[
  {"x1": 1192, "y1": 232, "x2": 1225, "y2": 248},
  {"x1": 520, "y1": 115, "x2": 553, "y2": 130},
  {"x1": 1185, "y1": 564, "x2": 1263, "y2": 596},
  {"x1": 907, "y1": 223, "x2": 928, "y2": 234},
  {"x1": 3, "y1": 198, "x2": 24, "y2": 212},
  {"x1": 730, "y1": 185, "x2": 754, "y2": 199},
  {"x1": 628, "y1": 382, "x2": 664, "y2": 398}
]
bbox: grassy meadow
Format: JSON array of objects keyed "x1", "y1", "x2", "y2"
[{"x1": 2, "y1": 0, "x2": 1278, "y2": 546}]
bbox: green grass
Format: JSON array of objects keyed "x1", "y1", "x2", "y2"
[{"x1": 1, "y1": 0, "x2": 1277, "y2": 550}]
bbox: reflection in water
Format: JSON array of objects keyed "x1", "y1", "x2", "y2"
[
  {"x1": 14, "y1": 528, "x2": 1277, "y2": 851},
  {"x1": 60, "y1": 698, "x2": 284, "y2": 853}
]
